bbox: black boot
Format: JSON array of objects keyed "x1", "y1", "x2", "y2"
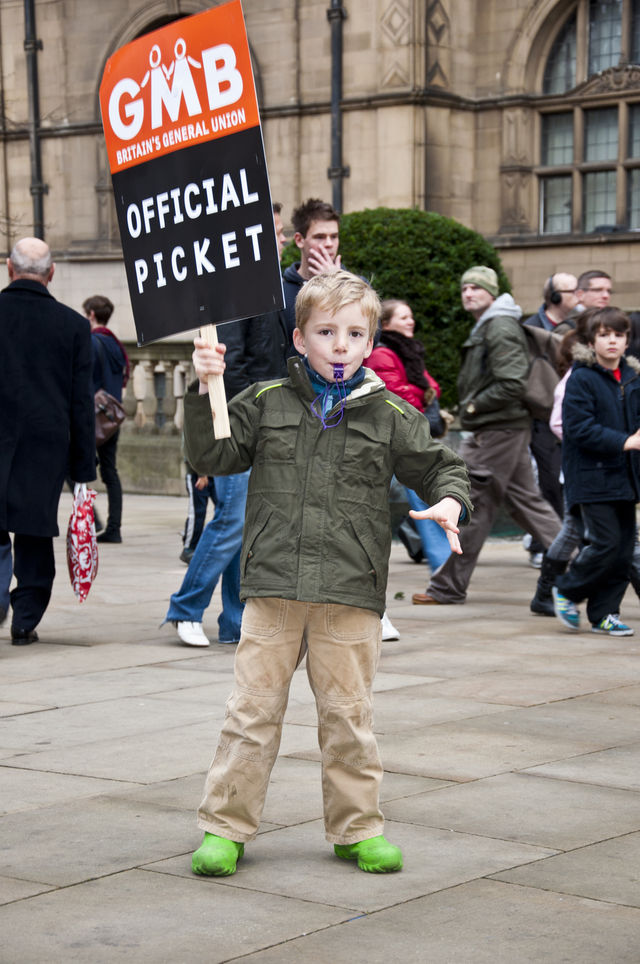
[
  {"x1": 530, "y1": 555, "x2": 567, "y2": 616},
  {"x1": 93, "y1": 506, "x2": 104, "y2": 533},
  {"x1": 97, "y1": 528, "x2": 122, "y2": 544}
]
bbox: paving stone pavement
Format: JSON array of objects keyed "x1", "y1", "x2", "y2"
[{"x1": 1, "y1": 492, "x2": 640, "y2": 963}]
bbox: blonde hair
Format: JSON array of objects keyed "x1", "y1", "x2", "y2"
[{"x1": 295, "y1": 270, "x2": 381, "y2": 338}]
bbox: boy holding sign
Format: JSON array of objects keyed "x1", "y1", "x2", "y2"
[{"x1": 184, "y1": 271, "x2": 471, "y2": 875}]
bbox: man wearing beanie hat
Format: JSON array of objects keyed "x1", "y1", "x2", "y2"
[
  {"x1": 411, "y1": 266, "x2": 561, "y2": 605},
  {"x1": 460, "y1": 266, "x2": 499, "y2": 297}
]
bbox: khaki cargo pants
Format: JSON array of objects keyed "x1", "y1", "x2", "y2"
[{"x1": 197, "y1": 597, "x2": 385, "y2": 845}]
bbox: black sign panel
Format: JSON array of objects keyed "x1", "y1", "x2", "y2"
[{"x1": 112, "y1": 127, "x2": 283, "y2": 345}]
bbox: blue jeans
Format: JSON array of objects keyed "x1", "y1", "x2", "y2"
[
  {"x1": 165, "y1": 471, "x2": 249, "y2": 641},
  {"x1": 404, "y1": 487, "x2": 451, "y2": 573},
  {"x1": 0, "y1": 531, "x2": 12, "y2": 613},
  {"x1": 182, "y1": 472, "x2": 216, "y2": 553}
]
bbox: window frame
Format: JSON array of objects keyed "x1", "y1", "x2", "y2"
[{"x1": 535, "y1": 0, "x2": 640, "y2": 236}]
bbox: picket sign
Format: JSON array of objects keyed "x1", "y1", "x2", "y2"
[
  {"x1": 201, "y1": 324, "x2": 231, "y2": 438},
  {"x1": 99, "y1": 0, "x2": 284, "y2": 440}
]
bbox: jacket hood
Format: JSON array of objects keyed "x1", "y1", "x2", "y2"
[
  {"x1": 571, "y1": 342, "x2": 640, "y2": 374},
  {"x1": 353, "y1": 366, "x2": 386, "y2": 400},
  {"x1": 283, "y1": 262, "x2": 304, "y2": 285},
  {"x1": 471, "y1": 293, "x2": 522, "y2": 336}
]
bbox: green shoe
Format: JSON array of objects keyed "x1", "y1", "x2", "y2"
[
  {"x1": 191, "y1": 833, "x2": 244, "y2": 877},
  {"x1": 334, "y1": 835, "x2": 403, "y2": 873}
]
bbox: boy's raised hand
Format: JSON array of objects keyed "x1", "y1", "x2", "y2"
[
  {"x1": 409, "y1": 496, "x2": 463, "y2": 554},
  {"x1": 193, "y1": 335, "x2": 226, "y2": 394}
]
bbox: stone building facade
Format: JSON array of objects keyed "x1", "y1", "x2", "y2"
[{"x1": 1, "y1": 0, "x2": 639, "y2": 336}]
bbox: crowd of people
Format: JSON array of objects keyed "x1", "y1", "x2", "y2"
[{"x1": 3, "y1": 209, "x2": 640, "y2": 880}]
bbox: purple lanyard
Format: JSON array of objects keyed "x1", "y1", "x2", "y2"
[{"x1": 310, "y1": 363, "x2": 348, "y2": 429}]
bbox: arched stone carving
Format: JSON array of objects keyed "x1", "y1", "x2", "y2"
[
  {"x1": 381, "y1": 1, "x2": 411, "y2": 46},
  {"x1": 503, "y1": 108, "x2": 533, "y2": 167},
  {"x1": 382, "y1": 63, "x2": 411, "y2": 88},
  {"x1": 379, "y1": 0, "x2": 413, "y2": 90},
  {"x1": 500, "y1": 170, "x2": 533, "y2": 232},
  {"x1": 579, "y1": 64, "x2": 640, "y2": 93},
  {"x1": 503, "y1": 0, "x2": 573, "y2": 94},
  {"x1": 426, "y1": 62, "x2": 448, "y2": 88},
  {"x1": 427, "y1": 0, "x2": 450, "y2": 43},
  {"x1": 426, "y1": 0, "x2": 451, "y2": 90}
]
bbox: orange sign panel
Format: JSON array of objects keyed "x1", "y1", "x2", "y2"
[{"x1": 100, "y1": 0, "x2": 260, "y2": 174}]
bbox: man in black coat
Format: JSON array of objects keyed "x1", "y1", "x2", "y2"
[
  {"x1": 0, "y1": 237, "x2": 96, "y2": 644},
  {"x1": 221, "y1": 203, "x2": 290, "y2": 394}
]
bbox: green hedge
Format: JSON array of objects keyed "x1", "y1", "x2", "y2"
[{"x1": 281, "y1": 207, "x2": 510, "y2": 407}]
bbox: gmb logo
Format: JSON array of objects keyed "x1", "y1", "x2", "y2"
[{"x1": 108, "y1": 38, "x2": 244, "y2": 141}]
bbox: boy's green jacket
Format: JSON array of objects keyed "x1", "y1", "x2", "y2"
[{"x1": 184, "y1": 358, "x2": 472, "y2": 616}]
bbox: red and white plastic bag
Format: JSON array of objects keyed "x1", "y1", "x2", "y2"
[{"x1": 67, "y1": 484, "x2": 98, "y2": 602}]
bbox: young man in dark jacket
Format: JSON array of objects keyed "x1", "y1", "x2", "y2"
[
  {"x1": 282, "y1": 198, "x2": 341, "y2": 343},
  {"x1": 553, "y1": 307, "x2": 640, "y2": 636},
  {"x1": 84, "y1": 295, "x2": 128, "y2": 544},
  {"x1": 165, "y1": 205, "x2": 289, "y2": 648}
]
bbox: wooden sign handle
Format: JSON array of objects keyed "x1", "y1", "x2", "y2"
[{"x1": 200, "y1": 324, "x2": 231, "y2": 439}]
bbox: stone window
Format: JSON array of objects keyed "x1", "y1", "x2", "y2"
[
  {"x1": 538, "y1": 0, "x2": 640, "y2": 234},
  {"x1": 543, "y1": 14, "x2": 577, "y2": 94}
]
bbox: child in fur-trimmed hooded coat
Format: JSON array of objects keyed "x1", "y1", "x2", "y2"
[{"x1": 552, "y1": 307, "x2": 640, "y2": 636}]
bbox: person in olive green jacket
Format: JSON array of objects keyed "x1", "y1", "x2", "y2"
[
  {"x1": 184, "y1": 270, "x2": 472, "y2": 879},
  {"x1": 414, "y1": 265, "x2": 561, "y2": 607}
]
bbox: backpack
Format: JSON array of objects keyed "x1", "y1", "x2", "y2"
[
  {"x1": 520, "y1": 324, "x2": 563, "y2": 422},
  {"x1": 480, "y1": 320, "x2": 562, "y2": 423}
]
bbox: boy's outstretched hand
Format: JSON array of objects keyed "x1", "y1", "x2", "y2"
[
  {"x1": 409, "y1": 497, "x2": 463, "y2": 554},
  {"x1": 193, "y1": 335, "x2": 226, "y2": 394}
]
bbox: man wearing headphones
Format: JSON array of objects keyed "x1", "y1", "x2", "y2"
[{"x1": 526, "y1": 273, "x2": 579, "y2": 335}]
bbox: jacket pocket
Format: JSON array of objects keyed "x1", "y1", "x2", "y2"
[
  {"x1": 255, "y1": 409, "x2": 301, "y2": 464},
  {"x1": 578, "y1": 461, "x2": 632, "y2": 500},
  {"x1": 241, "y1": 502, "x2": 273, "y2": 578},
  {"x1": 241, "y1": 500, "x2": 297, "y2": 586},
  {"x1": 351, "y1": 515, "x2": 388, "y2": 590},
  {"x1": 340, "y1": 414, "x2": 391, "y2": 482},
  {"x1": 325, "y1": 513, "x2": 388, "y2": 598}
]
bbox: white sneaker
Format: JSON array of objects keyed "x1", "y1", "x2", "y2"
[
  {"x1": 176, "y1": 621, "x2": 210, "y2": 647},
  {"x1": 381, "y1": 611, "x2": 400, "y2": 641}
]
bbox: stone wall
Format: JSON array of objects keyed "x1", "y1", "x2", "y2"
[
  {"x1": 1, "y1": 1, "x2": 639, "y2": 399},
  {"x1": 115, "y1": 430, "x2": 185, "y2": 496}
]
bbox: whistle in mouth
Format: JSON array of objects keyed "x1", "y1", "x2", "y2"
[{"x1": 333, "y1": 363, "x2": 344, "y2": 380}]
